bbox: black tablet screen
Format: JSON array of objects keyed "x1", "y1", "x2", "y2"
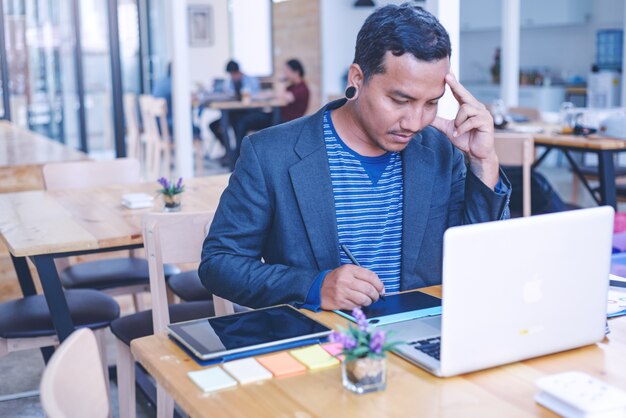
[{"x1": 168, "y1": 305, "x2": 331, "y2": 358}]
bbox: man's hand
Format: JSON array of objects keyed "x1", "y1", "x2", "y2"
[
  {"x1": 320, "y1": 264, "x2": 384, "y2": 310},
  {"x1": 431, "y1": 73, "x2": 500, "y2": 189}
]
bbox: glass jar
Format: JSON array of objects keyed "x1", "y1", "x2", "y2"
[
  {"x1": 341, "y1": 356, "x2": 387, "y2": 394},
  {"x1": 162, "y1": 194, "x2": 182, "y2": 212}
]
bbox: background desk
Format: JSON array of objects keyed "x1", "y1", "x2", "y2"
[
  {"x1": 210, "y1": 98, "x2": 286, "y2": 170},
  {"x1": 131, "y1": 286, "x2": 626, "y2": 417},
  {"x1": 0, "y1": 121, "x2": 89, "y2": 304},
  {"x1": 0, "y1": 174, "x2": 230, "y2": 341},
  {"x1": 532, "y1": 132, "x2": 626, "y2": 209},
  {"x1": 0, "y1": 121, "x2": 88, "y2": 193}
]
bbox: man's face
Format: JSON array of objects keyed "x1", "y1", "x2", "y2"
[{"x1": 352, "y1": 52, "x2": 450, "y2": 154}]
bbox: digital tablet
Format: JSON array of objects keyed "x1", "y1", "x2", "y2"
[
  {"x1": 334, "y1": 291, "x2": 442, "y2": 326},
  {"x1": 167, "y1": 305, "x2": 332, "y2": 360}
]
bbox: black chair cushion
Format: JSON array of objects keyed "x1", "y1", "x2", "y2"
[
  {"x1": 60, "y1": 258, "x2": 181, "y2": 290},
  {"x1": 166, "y1": 271, "x2": 211, "y2": 302},
  {"x1": 110, "y1": 301, "x2": 215, "y2": 346},
  {"x1": 0, "y1": 289, "x2": 120, "y2": 339}
]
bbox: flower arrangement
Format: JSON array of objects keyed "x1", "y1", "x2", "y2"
[
  {"x1": 157, "y1": 177, "x2": 185, "y2": 196},
  {"x1": 330, "y1": 307, "x2": 399, "y2": 361},
  {"x1": 330, "y1": 307, "x2": 401, "y2": 394}
]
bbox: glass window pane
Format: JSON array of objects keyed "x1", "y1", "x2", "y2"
[{"x1": 2, "y1": 0, "x2": 79, "y2": 146}]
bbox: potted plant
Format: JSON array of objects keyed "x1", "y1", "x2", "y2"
[
  {"x1": 157, "y1": 177, "x2": 184, "y2": 211},
  {"x1": 330, "y1": 307, "x2": 401, "y2": 394}
]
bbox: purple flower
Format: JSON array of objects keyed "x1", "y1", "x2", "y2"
[
  {"x1": 158, "y1": 177, "x2": 169, "y2": 189},
  {"x1": 343, "y1": 335, "x2": 357, "y2": 350},
  {"x1": 369, "y1": 330, "x2": 386, "y2": 355},
  {"x1": 329, "y1": 331, "x2": 357, "y2": 351},
  {"x1": 175, "y1": 177, "x2": 183, "y2": 190},
  {"x1": 352, "y1": 307, "x2": 369, "y2": 331}
]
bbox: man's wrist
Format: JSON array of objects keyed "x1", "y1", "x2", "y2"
[{"x1": 468, "y1": 152, "x2": 500, "y2": 190}]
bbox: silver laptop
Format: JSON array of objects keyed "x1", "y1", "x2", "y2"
[{"x1": 388, "y1": 206, "x2": 614, "y2": 377}]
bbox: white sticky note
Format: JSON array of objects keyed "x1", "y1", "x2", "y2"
[
  {"x1": 187, "y1": 367, "x2": 237, "y2": 393},
  {"x1": 222, "y1": 358, "x2": 273, "y2": 385}
]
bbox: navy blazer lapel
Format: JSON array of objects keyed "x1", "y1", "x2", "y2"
[
  {"x1": 401, "y1": 135, "x2": 435, "y2": 289},
  {"x1": 288, "y1": 104, "x2": 342, "y2": 271}
]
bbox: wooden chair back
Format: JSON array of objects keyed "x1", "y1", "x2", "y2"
[
  {"x1": 494, "y1": 133, "x2": 534, "y2": 217},
  {"x1": 139, "y1": 95, "x2": 171, "y2": 180},
  {"x1": 42, "y1": 158, "x2": 140, "y2": 190},
  {"x1": 123, "y1": 93, "x2": 141, "y2": 160},
  {"x1": 143, "y1": 212, "x2": 235, "y2": 334},
  {"x1": 40, "y1": 328, "x2": 109, "y2": 418}
]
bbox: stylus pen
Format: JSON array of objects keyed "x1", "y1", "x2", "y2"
[{"x1": 340, "y1": 244, "x2": 386, "y2": 301}]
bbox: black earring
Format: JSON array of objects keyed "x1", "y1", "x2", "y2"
[{"x1": 345, "y1": 86, "x2": 357, "y2": 100}]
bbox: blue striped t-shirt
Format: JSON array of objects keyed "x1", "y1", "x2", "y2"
[{"x1": 324, "y1": 111, "x2": 403, "y2": 293}]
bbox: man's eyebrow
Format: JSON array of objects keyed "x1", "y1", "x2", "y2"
[
  {"x1": 430, "y1": 90, "x2": 446, "y2": 101},
  {"x1": 390, "y1": 90, "x2": 417, "y2": 101},
  {"x1": 390, "y1": 89, "x2": 446, "y2": 102}
]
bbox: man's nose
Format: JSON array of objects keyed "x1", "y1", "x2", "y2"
[{"x1": 400, "y1": 106, "x2": 425, "y2": 133}]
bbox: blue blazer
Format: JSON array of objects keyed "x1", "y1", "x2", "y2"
[{"x1": 199, "y1": 99, "x2": 510, "y2": 308}]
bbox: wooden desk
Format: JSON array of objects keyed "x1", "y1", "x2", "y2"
[
  {"x1": 0, "y1": 121, "x2": 88, "y2": 193},
  {"x1": 531, "y1": 132, "x2": 626, "y2": 209},
  {"x1": 210, "y1": 98, "x2": 287, "y2": 170},
  {"x1": 132, "y1": 286, "x2": 626, "y2": 417},
  {"x1": 497, "y1": 125, "x2": 626, "y2": 209},
  {"x1": 0, "y1": 174, "x2": 230, "y2": 341}
]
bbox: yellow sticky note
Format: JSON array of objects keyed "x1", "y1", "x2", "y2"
[{"x1": 289, "y1": 345, "x2": 340, "y2": 370}]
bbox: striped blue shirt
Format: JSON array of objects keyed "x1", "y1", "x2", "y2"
[{"x1": 324, "y1": 111, "x2": 403, "y2": 293}]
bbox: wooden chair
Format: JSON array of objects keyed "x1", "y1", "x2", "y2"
[
  {"x1": 40, "y1": 328, "x2": 110, "y2": 418},
  {"x1": 42, "y1": 158, "x2": 180, "y2": 311},
  {"x1": 139, "y1": 95, "x2": 171, "y2": 180},
  {"x1": 111, "y1": 212, "x2": 235, "y2": 418},
  {"x1": 494, "y1": 133, "x2": 534, "y2": 217},
  {"x1": 123, "y1": 93, "x2": 141, "y2": 160}
]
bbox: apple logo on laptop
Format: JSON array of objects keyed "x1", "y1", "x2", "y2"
[{"x1": 523, "y1": 278, "x2": 543, "y2": 304}]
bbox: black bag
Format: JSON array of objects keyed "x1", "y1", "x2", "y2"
[{"x1": 502, "y1": 166, "x2": 567, "y2": 215}]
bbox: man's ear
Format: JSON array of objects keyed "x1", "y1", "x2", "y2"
[{"x1": 347, "y1": 63, "x2": 365, "y2": 92}]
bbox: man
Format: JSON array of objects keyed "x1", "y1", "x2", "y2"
[
  {"x1": 199, "y1": 4, "x2": 510, "y2": 311},
  {"x1": 209, "y1": 60, "x2": 260, "y2": 160},
  {"x1": 233, "y1": 58, "x2": 310, "y2": 143}
]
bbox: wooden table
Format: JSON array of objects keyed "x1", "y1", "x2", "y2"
[
  {"x1": 0, "y1": 121, "x2": 88, "y2": 193},
  {"x1": 0, "y1": 174, "x2": 230, "y2": 341},
  {"x1": 210, "y1": 98, "x2": 287, "y2": 170},
  {"x1": 131, "y1": 286, "x2": 626, "y2": 417},
  {"x1": 532, "y1": 131, "x2": 626, "y2": 209},
  {"x1": 497, "y1": 125, "x2": 626, "y2": 209}
]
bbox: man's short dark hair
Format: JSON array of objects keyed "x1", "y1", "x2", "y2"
[
  {"x1": 286, "y1": 59, "x2": 305, "y2": 78},
  {"x1": 354, "y1": 3, "x2": 451, "y2": 82},
  {"x1": 226, "y1": 60, "x2": 240, "y2": 73}
]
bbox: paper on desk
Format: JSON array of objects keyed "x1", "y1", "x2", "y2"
[
  {"x1": 187, "y1": 367, "x2": 237, "y2": 392},
  {"x1": 289, "y1": 345, "x2": 339, "y2": 370}
]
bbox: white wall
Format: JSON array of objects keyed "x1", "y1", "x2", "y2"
[
  {"x1": 320, "y1": 0, "x2": 406, "y2": 102},
  {"x1": 459, "y1": 0, "x2": 625, "y2": 84},
  {"x1": 186, "y1": 0, "x2": 231, "y2": 90}
]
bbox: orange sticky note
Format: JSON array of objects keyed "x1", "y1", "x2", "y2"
[{"x1": 257, "y1": 352, "x2": 307, "y2": 378}]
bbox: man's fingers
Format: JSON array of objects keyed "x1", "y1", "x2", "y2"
[
  {"x1": 348, "y1": 279, "x2": 380, "y2": 304},
  {"x1": 352, "y1": 267, "x2": 384, "y2": 294},
  {"x1": 445, "y1": 73, "x2": 480, "y2": 106}
]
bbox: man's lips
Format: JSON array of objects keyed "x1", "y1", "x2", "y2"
[{"x1": 389, "y1": 132, "x2": 415, "y2": 142}]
